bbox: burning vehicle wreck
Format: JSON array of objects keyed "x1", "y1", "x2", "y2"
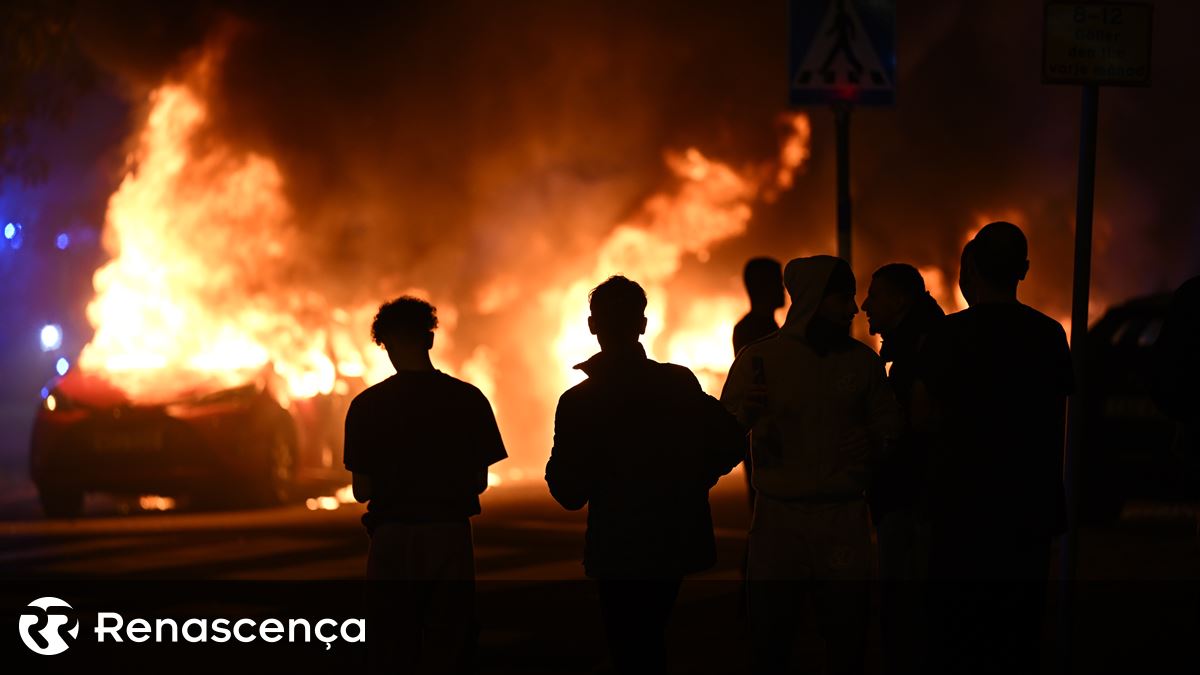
[{"x1": 31, "y1": 367, "x2": 358, "y2": 517}]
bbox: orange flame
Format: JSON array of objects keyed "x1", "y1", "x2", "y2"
[
  {"x1": 80, "y1": 59, "x2": 394, "y2": 403},
  {"x1": 80, "y1": 48, "x2": 812, "y2": 479},
  {"x1": 552, "y1": 114, "x2": 811, "y2": 395}
]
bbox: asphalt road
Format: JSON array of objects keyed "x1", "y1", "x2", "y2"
[
  {"x1": 0, "y1": 477, "x2": 752, "y2": 581},
  {"x1": 1, "y1": 475, "x2": 1197, "y2": 673}
]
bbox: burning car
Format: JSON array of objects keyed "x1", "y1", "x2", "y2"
[{"x1": 30, "y1": 368, "x2": 357, "y2": 518}]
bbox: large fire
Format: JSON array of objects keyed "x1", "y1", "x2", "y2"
[
  {"x1": 79, "y1": 57, "x2": 395, "y2": 405},
  {"x1": 76, "y1": 50, "x2": 1091, "y2": 485},
  {"x1": 78, "y1": 51, "x2": 813, "y2": 471}
]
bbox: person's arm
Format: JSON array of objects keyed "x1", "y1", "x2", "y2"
[
  {"x1": 471, "y1": 390, "x2": 508, "y2": 495},
  {"x1": 701, "y1": 391, "x2": 748, "y2": 486},
  {"x1": 666, "y1": 365, "x2": 744, "y2": 485},
  {"x1": 545, "y1": 395, "x2": 590, "y2": 510},
  {"x1": 720, "y1": 351, "x2": 765, "y2": 432},
  {"x1": 343, "y1": 399, "x2": 372, "y2": 503}
]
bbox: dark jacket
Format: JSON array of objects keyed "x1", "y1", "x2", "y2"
[
  {"x1": 869, "y1": 293, "x2": 945, "y2": 521},
  {"x1": 545, "y1": 343, "x2": 745, "y2": 579}
]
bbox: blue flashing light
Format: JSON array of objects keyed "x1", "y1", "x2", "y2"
[
  {"x1": 5, "y1": 223, "x2": 22, "y2": 249},
  {"x1": 40, "y1": 387, "x2": 49, "y2": 400},
  {"x1": 40, "y1": 324, "x2": 63, "y2": 351},
  {"x1": 56, "y1": 233, "x2": 70, "y2": 250},
  {"x1": 55, "y1": 357, "x2": 69, "y2": 376}
]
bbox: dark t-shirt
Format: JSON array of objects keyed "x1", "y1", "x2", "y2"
[
  {"x1": 918, "y1": 303, "x2": 1073, "y2": 534},
  {"x1": 343, "y1": 370, "x2": 507, "y2": 530}
]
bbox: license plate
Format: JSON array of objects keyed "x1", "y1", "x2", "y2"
[{"x1": 93, "y1": 429, "x2": 163, "y2": 453}]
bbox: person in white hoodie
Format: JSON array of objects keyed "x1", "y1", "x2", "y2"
[{"x1": 722, "y1": 255, "x2": 903, "y2": 675}]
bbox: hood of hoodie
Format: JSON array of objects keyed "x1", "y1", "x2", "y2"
[{"x1": 779, "y1": 255, "x2": 843, "y2": 338}]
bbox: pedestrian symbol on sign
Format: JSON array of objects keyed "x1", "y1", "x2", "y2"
[
  {"x1": 787, "y1": 0, "x2": 895, "y2": 264},
  {"x1": 789, "y1": 0, "x2": 895, "y2": 106},
  {"x1": 793, "y1": 0, "x2": 890, "y2": 92},
  {"x1": 820, "y1": 2, "x2": 864, "y2": 83}
]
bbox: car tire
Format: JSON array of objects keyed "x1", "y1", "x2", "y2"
[{"x1": 38, "y1": 485, "x2": 84, "y2": 519}]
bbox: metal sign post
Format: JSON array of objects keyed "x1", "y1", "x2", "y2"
[
  {"x1": 1043, "y1": 3, "x2": 1152, "y2": 672},
  {"x1": 789, "y1": 0, "x2": 895, "y2": 267},
  {"x1": 834, "y1": 103, "x2": 852, "y2": 264}
]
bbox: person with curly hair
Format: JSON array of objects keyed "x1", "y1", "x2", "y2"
[{"x1": 345, "y1": 295, "x2": 507, "y2": 674}]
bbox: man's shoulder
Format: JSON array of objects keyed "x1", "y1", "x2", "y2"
[
  {"x1": 352, "y1": 371, "x2": 485, "y2": 406},
  {"x1": 349, "y1": 376, "x2": 394, "y2": 408},
  {"x1": 938, "y1": 308, "x2": 974, "y2": 330},
  {"x1": 652, "y1": 360, "x2": 701, "y2": 385},
  {"x1": 557, "y1": 377, "x2": 593, "y2": 408},
  {"x1": 927, "y1": 307, "x2": 983, "y2": 344},
  {"x1": 557, "y1": 360, "x2": 700, "y2": 407},
  {"x1": 434, "y1": 370, "x2": 488, "y2": 398},
  {"x1": 844, "y1": 338, "x2": 886, "y2": 365},
  {"x1": 734, "y1": 331, "x2": 787, "y2": 360},
  {"x1": 1018, "y1": 304, "x2": 1069, "y2": 339}
]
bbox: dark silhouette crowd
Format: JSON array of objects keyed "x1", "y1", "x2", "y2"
[{"x1": 343, "y1": 221, "x2": 1082, "y2": 674}]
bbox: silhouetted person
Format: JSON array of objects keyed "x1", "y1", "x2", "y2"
[
  {"x1": 545, "y1": 275, "x2": 745, "y2": 675},
  {"x1": 722, "y1": 256, "x2": 903, "y2": 675},
  {"x1": 344, "y1": 296, "x2": 507, "y2": 674},
  {"x1": 862, "y1": 263, "x2": 944, "y2": 675},
  {"x1": 914, "y1": 222, "x2": 1072, "y2": 674},
  {"x1": 734, "y1": 257, "x2": 785, "y2": 355},
  {"x1": 734, "y1": 257, "x2": 785, "y2": 511},
  {"x1": 1151, "y1": 275, "x2": 1200, "y2": 464}
]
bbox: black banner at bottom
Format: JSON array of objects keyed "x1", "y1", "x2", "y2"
[{"x1": 2, "y1": 580, "x2": 1197, "y2": 673}]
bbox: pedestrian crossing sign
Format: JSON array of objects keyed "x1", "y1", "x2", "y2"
[{"x1": 789, "y1": 0, "x2": 896, "y2": 106}]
